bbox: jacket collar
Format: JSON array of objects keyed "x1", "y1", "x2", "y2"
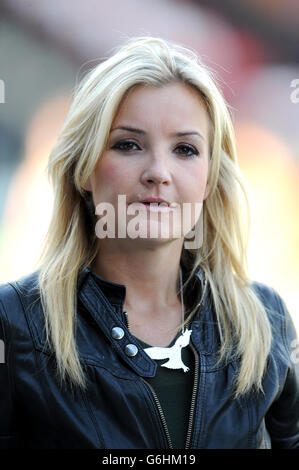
[
  {"x1": 79, "y1": 269, "x2": 157, "y2": 377},
  {"x1": 78, "y1": 264, "x2": 207, "y2": 314},
  {"x1": 15, "y1": 266, "x2": 218, "y2": 379},
  {"x1": 77, "y1": 264, "x2": 217, "y2": 377}
]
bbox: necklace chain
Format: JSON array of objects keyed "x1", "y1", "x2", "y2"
[{"x1": 179, "y1": 267, "x2": 185, "y2": 334}]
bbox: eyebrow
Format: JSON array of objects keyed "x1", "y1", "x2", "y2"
[{"x1": 110, "y1": 126, "x2": 204, "y2": 140}]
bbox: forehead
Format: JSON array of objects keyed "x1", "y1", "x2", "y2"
[{"x1": 112, "y1": 82, "x2": 210, "y2": 134}]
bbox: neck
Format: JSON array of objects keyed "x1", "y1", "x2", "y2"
[{"x1": 92, "y1": 239, "x2": 184, "y2": 310}]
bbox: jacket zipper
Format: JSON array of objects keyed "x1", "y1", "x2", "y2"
[
  {"x1": 185, "y1": 275, "x2": 206, "y2": 449},
  {"x1": 141, "y1": 377, "x2": 174, "y2": 449},
  {"x1": 141, "y1": 342, "x2": 200, "y2": 450},
  {"x1": 124, "y1": 312, "x2": 173, "y2": 448},
  {"x1": 124, "y1": 275, "x2": 206, "y2": 449},
  {"x1": 184, "y1": 341, "x2": 199, "y2": 449}
]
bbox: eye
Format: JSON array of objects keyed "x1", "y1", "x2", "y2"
[
  {"x1": 175, "y1": 144, "x2": 199, "y2": 158},
  {"x1": 112, "y1": 140, "x2": 140, "y2": 152}
]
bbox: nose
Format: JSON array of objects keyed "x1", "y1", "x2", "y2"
[{"x1": 140, "y1": 157, "x2": 172, "y2": 187}]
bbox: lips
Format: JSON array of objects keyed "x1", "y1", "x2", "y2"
[
  {"x1": 129, "y1": 197, "x2": 180, "y2": 211},
  {"x1": 139, "y1": 197, "x2": 170, "y2": 206},
  {"x1": 141, "y1": 201, "x2": 168, "y2": 207}
]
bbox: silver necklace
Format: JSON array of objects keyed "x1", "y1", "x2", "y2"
[{"x1": 125, "y1": 267, "x2": 192, "y2": 373}]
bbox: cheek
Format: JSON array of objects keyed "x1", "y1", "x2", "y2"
[
  {"x1": 91, "y1": 159, "x2": 134, "y2": 203},
  {"x1": 97, "y1": 161, "x2": 124, "y2": 192},
  {"x1": 95, "y1": 160, "x2": 122, "y2": 184},
  {"x1": 182, "y1": 165, "x2": 209, "y2": 202}
]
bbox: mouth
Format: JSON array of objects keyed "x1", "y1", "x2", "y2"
[
  {"x1": 139, "y1": 198, "x2": 170, "y2": 206},
  {"x1": 141, "y1": 201, "x2": 168, "y2": 207},
  {"x1": 141, "y1": 203, "x2": 170, "y2": 212},
  {"x1": 130, "y1": 199, "x2": 180, "y2": 212}
]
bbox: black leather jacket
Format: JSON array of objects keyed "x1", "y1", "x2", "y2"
[{"x1": 0, "y1": 267, "x2": 298, "y2": 449}]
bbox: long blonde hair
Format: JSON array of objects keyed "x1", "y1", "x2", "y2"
[{"x1": 37, "y1": 36, "x2": 272, "y2": 397}]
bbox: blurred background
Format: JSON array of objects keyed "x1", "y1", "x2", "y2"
[{"x1": 0, "y1": 0, "x2": 298, "y2": 333}]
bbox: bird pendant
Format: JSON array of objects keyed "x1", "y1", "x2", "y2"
[{"x1": 144, "y1": 329, "x2": 192, "y2": 372}]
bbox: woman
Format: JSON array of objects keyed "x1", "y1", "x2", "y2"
[{"x1": 0, "y1": 37, "x2": 298, "y2": 449}]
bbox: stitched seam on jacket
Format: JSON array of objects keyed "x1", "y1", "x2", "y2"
[
  {"x1": 8, "y1": 282, "x2": 42, "y2": 351},
  {"x1": 7, "y1": 283, "x2": 60, "y2": 441},
  {"x1": 193, "y1": 353, "x2": 206, "y2": 448},
  {"x1": 78, "y1": 385, "x2": 106, "y2": 448},
  {"x1": 274, "y1": 292, "x2": 289, "y2": 358},
  {"x1": 0, "y1": 293, "x2": 18, "y2": 406},
  {"x1": 247, "y1": 393, "x2": 254, "y2": 448},
  {"x1": 272, "y1": 290, "x2": 292, "y2": 403}
]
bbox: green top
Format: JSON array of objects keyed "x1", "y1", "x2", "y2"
[{"x1": 137, "y1": 332, "x2": 195, "y2": 449}]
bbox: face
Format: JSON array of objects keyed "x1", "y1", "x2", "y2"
[{"x1": 85, "y1": 82, "x2": 210, "y2": 247}]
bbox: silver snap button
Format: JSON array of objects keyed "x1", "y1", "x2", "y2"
[
  {"x1": 111, "y1": 327, "x2": 124, "y2": 340},
  {"x1": 125, "y1": 344, "x2": 138, "y2": 357}
]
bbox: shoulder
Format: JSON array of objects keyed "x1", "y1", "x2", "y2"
[
  {"x1": 251, "y1": 281, "x2": 284, "y2": 310},
  {"x1": 0, "y1": 271, "x2": 40, "y2": 301},
  {"x1": 1, "y1": 270, "x2": 39, "y2": 292},
  {"x1": 250, "y1": 280, "x2": 297, "y2": 351},
  {"x1": 250, "y1": 281, "x2": 289, "y2": 322},
  {"x1": 0, "y1": 271, "x2": 40, "y2": 324}
]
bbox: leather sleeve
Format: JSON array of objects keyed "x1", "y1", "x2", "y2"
[
  {"x1": 265, "y1": 291, "x2": 299, "y2": 449},
  {"x1": 0, "y1": 291, "x2": 19, "y2": 448}
]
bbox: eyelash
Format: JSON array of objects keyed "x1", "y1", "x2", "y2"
[{"x1": 112, "y1": 140, "x2": 199, "y2": 159}]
